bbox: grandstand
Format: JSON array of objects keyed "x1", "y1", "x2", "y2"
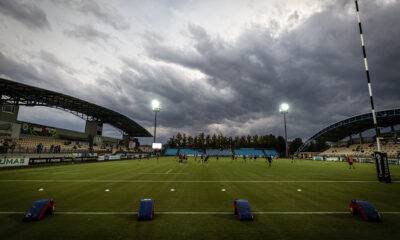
[
  {"x1": 206, "y1": 149, "x2": 233, "y2": 156},
  {"x1": 164, "y1": 148, "x2": 179, "y2": 156},
  {"x1": 0, "y1": 78, "x2": 151, "y2": 157},
  {"x1": 298, "y1": 109, "x2": 400, "y2": 159},
  {"x1": 264, "y1": 149, "x2": 280, "y2": 157},
  {"x1": 163, "y1": 148, "x2": 278, "y2": 157},
  {"x1": 179, "y1": 148, "x2": 204, "y2": 156},
  {"x1": 321, "y1": 142, "x2": 400, "y2": 158},
  {"x1": 234, "y1": 148, "x2": 266, "y2": 157}
]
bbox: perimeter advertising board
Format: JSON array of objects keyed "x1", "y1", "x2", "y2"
[{"x1": 0, "y1": 157, "x2": 29, "y2": 168}]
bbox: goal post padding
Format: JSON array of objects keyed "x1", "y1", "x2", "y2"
[
  {"x1": 23, "y1": 199, "x2": 55, "y2": 221},
  {"x1": 374, "y1": 152, "x2": 391, "y2": 183},
  {"x1": 234, "y1": 199, "x2": 254, "y2": 221},
  {"x1": 138, "y1": 199, "x2": 154, "y2": 220}
]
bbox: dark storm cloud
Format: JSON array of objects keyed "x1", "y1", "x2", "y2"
[
  {"x1": 63, "y1": 25, "x2": 111, "y2": 43},
  {"x1": 0, "y1": 51, "x2": 123, "y2": 112},
  {"x1": 119, "y1": 57, "x2": 236, "y2": 125},
  {"x1": 0, "y1": 0, "x2": 50, "y2": 29},
  {"x1": 0, "y1": 52, "x2": 48, "y2": 87},
  {"x1": 0, "y1": 51, "x2": 132, "y2": 135},
  {"x1": 136, "y1": 0, "x2": 400, "y2": 139}
]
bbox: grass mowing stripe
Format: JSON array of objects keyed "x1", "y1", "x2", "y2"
[
  {"x1": 1, "y1": 211, "x2": 400, "y2": 215},
  {"x1": 0, "y1": 179, "x2": 392, "y2": 183},
  {"x1": 132, "y1": 173, "x2": 186, "y2": 175}
]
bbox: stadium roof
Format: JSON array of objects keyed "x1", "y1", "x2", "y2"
[
  {"x1": 0, "y1": 78, "x2": 151, "y2": 137},
  {"x1": 297, "y1": 108, "x2": 400, "y2": 153}
]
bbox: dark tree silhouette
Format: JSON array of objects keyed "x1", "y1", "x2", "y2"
[{"x1": 165, "y1": 132, "x2": 294, "y2": 155}]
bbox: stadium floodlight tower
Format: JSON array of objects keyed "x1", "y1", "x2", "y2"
[
  {"x1": 151, "y1": 99, "x2": 161, "y2": 143},
  {"x1": 279, "y1": 103, "x2": 290, "y2": 158}
]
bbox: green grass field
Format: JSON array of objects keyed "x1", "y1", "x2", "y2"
[{"x1": 0, "y1": 157, "x2": 399, "y2": 240}]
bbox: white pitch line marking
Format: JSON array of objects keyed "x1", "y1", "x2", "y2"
[
  {"x1": 136, "y1": 173, "x2": 185, "y2": 175},
  {"x1": 0, "y1": 211, "x2": 399, "y2": 215},
  {"x1": 0, "y1": 180, "x2": 392, "y2": 183},
  {"x1": 58, "y1": 211, "x2": 135, "y2": 215}
]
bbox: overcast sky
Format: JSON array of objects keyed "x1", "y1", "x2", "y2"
[{"x1": 0, "y1": 0, "x2": 399, "y2": 143}]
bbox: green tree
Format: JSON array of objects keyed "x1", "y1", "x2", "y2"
[
  {"x1": 252, "y1": 135, "x2": 259, "y2": 148},
  {"x1": 289, "y1": 138, "x2": 303, "y2": 155},
  {"x1": 205, "y1": 135, "x2": 211, "y2": 148},
  {"x1": 187, "y1": 136, "x2": 194, "y2": 148},
  {"x1": 276, "y1": 136, "x2": 286, "y2": 156},
  {"x1": 199, "y1": 133, "x2": 205, "y2": 149},
  {"x1": 182, "y1": 133, "x2": 187, "y2": 147},
  {"x1": 175, "y1": 132, "x2": 182, "y2": 148}
]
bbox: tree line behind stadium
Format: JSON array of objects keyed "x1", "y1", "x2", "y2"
[{"x1": 164, "y1": 133, "x2": 328, "y2": 156}]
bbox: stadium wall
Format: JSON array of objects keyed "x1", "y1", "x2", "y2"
[{"x1": 0, "y1": 152, "x2": 151, "y2": 169}]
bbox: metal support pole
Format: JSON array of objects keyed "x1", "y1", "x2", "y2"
[
  {"x1": 283, "y1": 112, "x2": 288, "y2": 157},
  {"x1": 153, "y1": 111, "x2": 157, "y2": 143},
  {"x1": 391, "y1": 126, "x2": 397, "y2": 143}
]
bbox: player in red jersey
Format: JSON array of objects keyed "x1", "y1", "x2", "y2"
[{"x1": 347, "y1": 155, "x2": 355, "y2": 169}]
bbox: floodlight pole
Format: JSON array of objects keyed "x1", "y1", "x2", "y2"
[
  {"x1": 279, "y1": 103, "x2": 289, "y2": 157},
  {"x1": 153, "y1": 110, "x2": 158, "y2": 143},
  {"x1": 355, "y1": 0, "x2": 381, "y2": 152},
  {"x1": 283, "y1": 112, "x2": 288, "y2": 157}
]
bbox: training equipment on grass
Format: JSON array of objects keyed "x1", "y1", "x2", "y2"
[
  {"x1": 23, "y1": 199, "x2": 55, "y2": 221},
  {"x1": 350, "y1": 199, "x2": 381, "y2": 222},
  {"x1": 138, "y1": 199, "x2": 154, "y2": 220},
  {"x1": 374, "y1": 152, "x2": 391, "y2": 183},
  {"x1": 234, "y1": 199, "x2": 253, "y2": 221}
]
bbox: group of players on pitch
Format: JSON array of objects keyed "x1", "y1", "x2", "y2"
[
  {"x1": 176, "y1": 154, "x2": 357, "y2": 169},
  {"x1": 176, "y1": 154, "x2": 276, "y2": 167}
]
